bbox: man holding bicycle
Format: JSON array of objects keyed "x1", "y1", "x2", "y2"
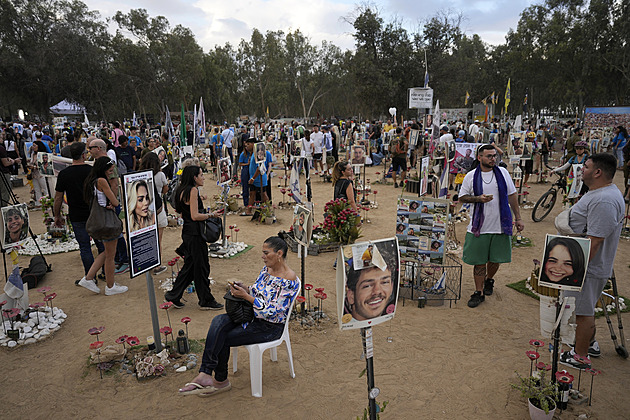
[{"x1": 459, "y1": 145, "x2": 524, "y2": 308}]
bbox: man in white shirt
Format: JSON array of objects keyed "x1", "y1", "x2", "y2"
[
  {"x1": 310, "y1": 125, "x2": 324, "y2": 175},
  {"x1": 468, "y1": 122, "x2": 480, "y2": 142},
  {"x1": 459, "y1": 144, "x2": 524, "y2": 308},
  {"x1": 221, "y1": 126, "x2": 235, "y2": 162},
  {"x1": 438, "y1": 125, "x2": 453, "y2": 146}
]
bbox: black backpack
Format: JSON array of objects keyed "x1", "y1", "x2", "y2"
[{"x1": 21, "y1": 256, "x2": 48, "y2": 289}]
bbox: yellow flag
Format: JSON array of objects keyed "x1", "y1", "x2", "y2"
[
  {"x1": 504, "y1": 78, "x2": 511, "y2": 113},
  {"x1": 491, "y1": 91, "x2": 496, "y2": 104},
  {"x1": 465, "y1": 91, "x2": 470, "y2": 106},
  {"x1": 482, "y1": 97, "x2": 487, "y2": 105}
]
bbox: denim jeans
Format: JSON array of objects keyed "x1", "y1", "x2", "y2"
[
  {"x1": 71, "y1": 221, "x2": 104, "y2": 275},
  {"x1": 200, "y1": 314, "x2": 284, "y2": 381}
]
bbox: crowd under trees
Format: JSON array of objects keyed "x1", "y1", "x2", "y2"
[{"x1": 0, "y1": 0, "x2": 628, "y2": 123}]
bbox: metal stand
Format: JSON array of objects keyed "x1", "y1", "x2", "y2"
[
  {"x1": 551, "y1": 298, "x2": 561, "y2": 384},
  {"x1": 361, "y1": 327, "x2": 378, "y2": 420},
  {"x1": 145, "y1": 271, "x2": 163, "y2": 352}
]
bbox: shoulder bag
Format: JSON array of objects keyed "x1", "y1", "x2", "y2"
[
  {"x1": 223, "y1": 291, "x2": 255, "y2": 324},
  {"x1": 199, "y1": 216, "x2": 222, "y2": 243},
  {"x1": 86, "y1": 195, "x2": 123, "y2": 241}
]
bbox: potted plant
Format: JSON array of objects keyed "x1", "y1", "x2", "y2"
[
  {"x1": 320, "y1": 198, "x2": 361, "y2": 245},
  {"x1": 511, "y1": 341, "x2": 558, "y2": 420},
  {"x1": 258, "y1": 201, "x2": 275, "y2": 224}
]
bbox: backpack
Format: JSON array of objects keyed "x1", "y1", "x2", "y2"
[
  {"x1": 166, "y1": 177, "x2": 180, "y2": 209},
  {"x1": 21, "y1": 256, "x2": 48, "y2": 289}
]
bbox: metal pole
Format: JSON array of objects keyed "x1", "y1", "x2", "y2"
[
  {"x1": 361, "y1": 327, "x2": 377, "y2": 420},
  {"x1": 222, "y1": 185, "x2": 228, "y2": 247},
  {"x1": 551, "y1": 298, "x2": 561, "y2": 384},
  {"x1": 300, "y1": 243, "x2": 306, "y2": 315},
  {"x1": 146, "y1": 271, "x2": 163, "y2": 352}
]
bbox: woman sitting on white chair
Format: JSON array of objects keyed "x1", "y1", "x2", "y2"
[{"x1": 178, "y1": 236, "x2": 299, "y2": 397}]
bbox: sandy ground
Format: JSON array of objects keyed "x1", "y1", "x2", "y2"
[{"x1": 1, "y1": 151, "x2": 629, "y2": 420}]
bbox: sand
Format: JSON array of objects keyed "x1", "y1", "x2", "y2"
[{"x1": 1, "y1": 153, "x2": 629, "y2": 420}]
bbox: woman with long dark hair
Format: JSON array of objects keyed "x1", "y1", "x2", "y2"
[
  {"x1": 331, "y1": 161, "x2": 358, "y2": 213},
  {"x1": 164, "y1": 165, "x2": 223, "y2": 310},
  {"x1": 178, "y1": 236, "x2": 299, "y2": 396},
  {"x1": 77, "y1": 156, "x2": 128, "y2": 296},
  {"x1": 540, "y1": 236, "x2": 586, "y2": 287}
]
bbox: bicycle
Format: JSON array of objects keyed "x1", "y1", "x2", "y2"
[{"x1": 531, "y1": 171, "x2": 567, "y2": 222}]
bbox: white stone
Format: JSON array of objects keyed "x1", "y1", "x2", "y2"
[
  {"x1": 175, "y1": 366, "x2": 187, "y2": 373},
  {"x1": 24, "y1": 338, "x2": 36, "y2": 345},
  {"x1": 24, "y1": 332, "x2": 33, "y2": 339},
  {"x1": 7, "y1": 340, "x2": 17, "y2": 348},
  {"x1": 27, "y1": 319, "x2": 35, "y2": 327},
  {"x1": 34, "y1": 333, "x2": 40, "y2": 339},
  {"x1": 23, "y1": 326, "x2": 32, "y2": 333},
  {"x1": 40, "y1": 329, "x2": 50, "y2": 336}
]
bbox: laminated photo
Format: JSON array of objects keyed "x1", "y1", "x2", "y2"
[
  {"x1": 1, "y1": 204, "x2": 29, "y2": 249},
  {"x1": 538, "y1": 234, "x2": 590, "y2": 292},
  {"x1": 337, "y1": 238, "x2": 400, "y2": 331}
]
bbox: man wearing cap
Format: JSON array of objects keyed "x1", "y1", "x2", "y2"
[{"x1": 439, "y1": 125, "x2": 453, "y2": 145}]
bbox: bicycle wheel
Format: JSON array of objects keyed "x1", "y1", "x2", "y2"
[{"x1": 532, "y1": 189, "x2": 557, "y2": 222}]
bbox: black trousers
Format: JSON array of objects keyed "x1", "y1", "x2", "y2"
[{"x1": 165, "y1": 233, "x2": 215, "y2": 306}]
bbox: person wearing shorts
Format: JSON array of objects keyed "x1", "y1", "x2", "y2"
[
  {"x1": 310, "y1": 125, "x2": 324, "y2": 175},
  {"x1": 459, "y1": 145, "x2": 524, "y2": 308},
  {"x1": 558, "y1": 154, "x2": 624, "y2": 367},
  {"x1": 390, "y1": 127, "x2": 408, "y2": 188}
]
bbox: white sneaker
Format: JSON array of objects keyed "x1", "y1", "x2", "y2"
[
  {"x1": 78, "y1": 277, "x2": 100, "y2": 294},
  {"x1": 105, "y1": 283, "x2": 128, "y2": 296}
]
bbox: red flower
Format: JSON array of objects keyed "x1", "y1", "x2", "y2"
[
  {"x1": 229, "y1": 225, "x2": 235, "y2": 229},
  {"x1": 37, "y1": 286, "x2": 51, "y2": 294},
  {"x1": 88, "y1": 326, "x2": 106, "y2": 335},
  {"x1": 315, "y1": 287, "x2": 324, "y2": 293},
  {"x1": 373, "y1": 190, "x2": 378, "y2": 195},
  {"x1": 168, "y1": 261, "x2": 175, "y2": 266},
  {"x1": 4, "y1": 307, "x2": 20, "y2": 318},
  {"x1": 89, "y1": 341, "x2": 104, "y2": 350},
  {"x1": 44, "y1": 293, "x2": 57, "y2": 302},
  {"x1": 235, "y1": 228, "x2": 240, "y2": 232},
  {"x1": 115, "y1": 335, "x2": 129, "y2": 344},
  {"x1": 320, "y1": 293, "x2": 327, "y2": 300},
  {"x1": 304, "y1": 284, "x2": 313, "y2": 291},
  {"x1": 29, "y1": 303, "x2": 43, "y2": 309},
  {"x1": 586, "y1": 368, "x2": 601, "y2": 376},
  {"x1": 159, "y1": 302, "x2": 173, "y2": 310},
  {"x1": 296, "y1": 296, "x2": 306, "y2": 304},
  {"x1": 525, "y1": 350, "x2": 540, "y2": 360},
  {"x1": 535, "y1": 362, "x2": 547, "y2": 370},
  {"x1": 313, "y1": 292, "x2": 323, "y2": 299},
  {"x1": 573, "y1": 353, "x2": 591, "y2": 366},
  {"x1": 555, "y1": 370, "x2": 575, "y2": 384},
  {"x1": 126, "y1": 336, "x2": 140, "y2": 346},
  {"x1": 160, "y1": 326, "x2": 172, "y2": 335},
  {"x1": 375, "y1": 172, "x2": 381, "y2": 175},
  {"x1": 0, "y1": 300, "x2": 7, "y2": 307},
  {"x1": 529, "y1": 339, "x2": 545, "y2": 348},
  {"x1": 181, "y1": 317, "x2": 191, "y2": 324}
]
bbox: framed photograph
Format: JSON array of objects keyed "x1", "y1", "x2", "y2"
[
  {"x1": 567, "y1": 164, "x2": 584, "y2": 199},
  {"x1": 122, "y1": 170, "x2": 161, "y2": 277},
  {"x1": 152, "y1": 146, "x2": 168, "y2": 168},
  {"x1": 420, "y1": 156, "x2": 430, "y2": 196},
  {"x1": 218, "y1": 157, "x2": 232, "y2": 186},
  {"x1": 337, "y1": 238, "x2": 400, "y2": 330},
  {"x1": 292, "y1": 205, "x2": 312, "y2": 247},
  {"x1": 290, "y1": 140, "x2": 302, "y2": 157},
  {"x1": 37, "y1": 152, "x2": 55, "y2": 177},
  {"x1": 538, "y1": 234, "x2": 590, "y2": 291},
  {"x1": 351, "y1": 144, "x2": 366, "y2": 166},
  {"x1": 450, "y1": 143, "x2": 476, "y2": 174},
  {"x1": 255, "y1": 142, "x2": 267, "y2": 164},
  {"x1": 1, "y1": 204, "x2": 29, "y2": 250}
]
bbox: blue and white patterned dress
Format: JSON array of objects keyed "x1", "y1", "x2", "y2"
[{"x1": 248, "y1": 267, "x2": 300, "y2": 325}]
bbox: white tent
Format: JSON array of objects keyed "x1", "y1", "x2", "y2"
[{"x1": 49, "y1": 100, "x2": 86, "y2": 116}]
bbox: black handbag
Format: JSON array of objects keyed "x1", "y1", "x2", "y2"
[
  {"x1": 86, "y1": 195, "x2": 123, "y2": 241},
  {"x1": 199, "y1": 216, "x2": 222, "y2": 243},
  {"x1": 223, "y1": 291, "x2": 255, "y2": 324}
]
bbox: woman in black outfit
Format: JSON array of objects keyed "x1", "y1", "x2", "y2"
[
  {"x1": 165, "y1": 165, "x2": 223, "y2": 310},
  {"x1": 332, "y1": 161, "x2": 358, "y2": 213}
]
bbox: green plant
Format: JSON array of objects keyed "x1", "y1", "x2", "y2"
[
  {"x1": 257, "y1": 201, "x2": 275, "y2": 222},
  {"x1": 511, "y1": 353, "x2": 557, "y2": 414},
  {"x1": 322, "y1": 198, "x2": 361, "y2": 245}
]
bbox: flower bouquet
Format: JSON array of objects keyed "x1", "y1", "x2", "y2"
[{"x1": 319, "y1": 198, "x2": 361, "y2": 245}]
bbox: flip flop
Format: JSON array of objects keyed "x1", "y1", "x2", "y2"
[
  {"x1": 178, "y1": 382, "x2": 214, "y2": 396},
  {"x1": 198, "y1": 382, "x2": 232, "y2": 397}
]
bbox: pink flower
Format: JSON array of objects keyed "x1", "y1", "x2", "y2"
[
  {"x1": 90, "y1": 341, "x2": 104, "y2": 350},
  {"x1": 126, "y1": 336, "x2": 140, "y2": 346},
  {"x1": 0, "y1": 300, "x2": 7, "y2": 307},
  {"x1": 296, "y1": 296, "x2": 306, "y2": 304},
  {"x1": 44, "y1": 293, "x2": 57, "y2": 302},
  {"x1": 386, "y1": 304, "x2": 395, "y2": 314},
  {"x1": 88, "y1": 326, "x2": 105, "y2": 335},
  {"x1": 159, "y1": 302, "x2": 173, "y2": 310},
  {"x1": 529, "y1": 339, "x2": 545, "y2": 348},
  {"x1": 181, "y1": 317, "x2": 191, "y2": 324},
  {"x1": 37, "y1": 286, "x2": 51, "y2": 294},
  {"x1": 555, "y1": 370, "x2": 575, "y2": 384},
  {"x1": 525, "y1": 350, "x2": 540, "y2": 360},
  {"x1": 586, "y1": 368, "x2": 601, "y2": 376},
  {"x1": 115, "y1": 335, "x2": 129, "y2": 344}
]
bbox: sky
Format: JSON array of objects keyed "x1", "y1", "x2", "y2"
[{"x1": 84, "y1": 0, "x2": 539, "y2": 52}]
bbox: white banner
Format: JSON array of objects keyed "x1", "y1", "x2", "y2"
[{"x1": 408, "y1": 87, "x2": 434, "y2": 109}]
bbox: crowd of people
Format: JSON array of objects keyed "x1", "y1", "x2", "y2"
[{"x1": 0, "y1": 113, "x2": 628, "y2": 396}]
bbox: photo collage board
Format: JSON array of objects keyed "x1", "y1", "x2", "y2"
[{"x1": 395, "y1": 196, "x2": 449, "y2": 265}]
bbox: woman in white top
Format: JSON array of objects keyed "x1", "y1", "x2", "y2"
[
  {"x1": 77, "y1": 156, "x2": 128, "y2": 296},
  {"x1": 27, "y1": 141, "x2": 49, "y2": 205}
]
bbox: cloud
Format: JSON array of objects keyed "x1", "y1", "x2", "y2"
[{"x1": 83, "y1": 0, "x2": 536, "y2": 50}]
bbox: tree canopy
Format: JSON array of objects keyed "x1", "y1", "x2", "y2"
[{"x1": 0, "y1": 0, "x2": 627, "y2": 121}]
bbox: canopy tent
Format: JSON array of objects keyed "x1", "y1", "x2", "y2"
[{"x1": 49, "y1": 100, "x2": 86, "y2": 116}]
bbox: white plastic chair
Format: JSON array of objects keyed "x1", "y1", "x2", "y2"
[{"x1": 232, "y1": 285, "x2": 300, "y2": 397}]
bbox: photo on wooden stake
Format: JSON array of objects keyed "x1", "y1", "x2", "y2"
[
  {"x1": 538, "y1": 234, "x2": 590, "y2": 292},
  {"x1": 0, "y1": 203, "x2": 29, "y2": 250},
  {"x1": 337, "y1": 238, "x2": 400, "y2": 331},
  {"x1": 291, "y1": 205, "x2": 312, "y2": 247}
]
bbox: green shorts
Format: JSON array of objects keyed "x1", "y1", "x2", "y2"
[{"x1": 462, "y1": 232, "x2": 512, "y2": 266}]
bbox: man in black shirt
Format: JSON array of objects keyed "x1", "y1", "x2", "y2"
[
  {"x1": 0, "y1": 140, "x2": 20, "y2": 207},
  {"x1": 54, "y1": 142, "x2": 104, "y2": 278}
]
